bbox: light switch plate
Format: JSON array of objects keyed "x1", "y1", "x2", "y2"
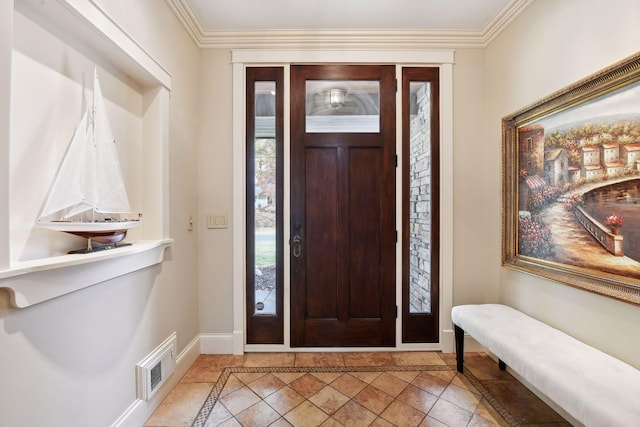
[{"x1": 207, "y1": 214, "x2": 228, "y2": 229}]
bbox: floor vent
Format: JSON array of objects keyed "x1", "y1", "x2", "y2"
[{"x1": 136, "y1": 332, "x2": 177, "y2": 401}]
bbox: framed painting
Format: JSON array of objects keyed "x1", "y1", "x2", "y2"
[{"x1": 503, "y1": 51, "x2": 640, "y2": 305}]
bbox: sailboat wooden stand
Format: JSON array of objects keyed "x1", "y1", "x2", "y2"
[
  {"x1": 38, "y1": 68, "x2": 141, "y2": 253},
  {"x1": 69, "y1": 240, "x2": 132, "y2": 255}
]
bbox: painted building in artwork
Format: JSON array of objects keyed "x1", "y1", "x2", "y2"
[
  {"x1": 601, "y1": 143, "x2": 625, "y2": 177},
  {"x1": 622, "y1": 143, "x2": 640, "y2": 169},
  {"x1": 581, "y1": 145, "x2": 604, "y2": 181},
  {"x1": 544, "y1": 148, "x2": 569, "y2": 187},
  {"x1": 518, "y1": 125, "x2": 545, "y2": 177}
]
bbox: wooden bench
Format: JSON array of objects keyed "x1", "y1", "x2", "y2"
[{"x1": 452, "y1": 304, "x2": 640, "y2": 427}]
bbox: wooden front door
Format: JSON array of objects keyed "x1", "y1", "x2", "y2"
[{"x1": 290, "y1": 65, "x2": 396, "y2": 347}]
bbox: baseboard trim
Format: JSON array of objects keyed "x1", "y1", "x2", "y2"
[
  {"x1": 111, "y1": 334, "x2": 200, "y2": 427},
  {"x1": 201, "y1": 333, "x2": 235, "y2": 354}
]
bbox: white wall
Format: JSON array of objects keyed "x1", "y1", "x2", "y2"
[
  {"x1": 198, "y1": 50, "x2": 234, "y2": 335},
  {"x1": 0, "y1": 1, "x2": 201, "y2": 425},
  {"x1": 451, "y1": 49, "x2": 494, "y2": 305},
  {"x1": 485, "y1": 0, "x2": 640, "y2": 368}
]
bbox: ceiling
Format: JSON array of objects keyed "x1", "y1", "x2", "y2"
[
  {"x1": 165, "y1": 0, "x2": 532, "y2": 48},
  {"x1": 186, "y1": 0, "x2": 511, "y2": 32}
]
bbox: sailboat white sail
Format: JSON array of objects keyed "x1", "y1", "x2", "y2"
[{"x1": 38, "y1": 68, "x2": 140, "y2": 251}]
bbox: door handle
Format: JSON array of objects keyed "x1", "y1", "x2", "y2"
[{"x1": 292, "y1": 235, "x2": 302, "y2": 258}]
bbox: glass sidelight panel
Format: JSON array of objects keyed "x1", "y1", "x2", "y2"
[
  {"x1": 253, "y1": 81, "x2": 277, "y2": 315},
  {"x1": 402, "y1": 67, "x2": 440, "y2": 343},
  {"x1": 409, "y1": 81, "x2": 432, "y2": 314},
  {"x1": 305, "y1": 80, "x2": 380, "y2": 133},
  {"x1": 246, "y1": 68, "x2": 283, "y2": 344}
]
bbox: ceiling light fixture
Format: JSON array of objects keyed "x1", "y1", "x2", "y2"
[{"x1": 328, "y1": 88, "x2": 345, "y2": 108}]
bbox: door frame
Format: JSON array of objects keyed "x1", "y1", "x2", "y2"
[{"x1": 231, "y1": 50, "x2": 455, "y2": 354}]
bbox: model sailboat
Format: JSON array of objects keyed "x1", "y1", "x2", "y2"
[{"x1": 38, "y1": 68, "x2": 140, "y2": 253}]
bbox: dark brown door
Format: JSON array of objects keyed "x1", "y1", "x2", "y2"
[{"x1": 290, "y1": 65, "x2": 396, "y2": 347}]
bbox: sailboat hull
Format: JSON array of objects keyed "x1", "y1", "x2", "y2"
[
  {"x1": 65, "y1": 229, "x2": 127, "y2": 244},
  {"x1": 39, "y1": 220, "x2": 140, "y2": 244}
]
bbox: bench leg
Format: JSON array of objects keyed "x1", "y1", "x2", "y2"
[
  {"x1": 499, "y1": 359, "x2": 506, "y2": 371},
  {"x1": 454, "y1": 324, "x2": 464, "y2": 373}
]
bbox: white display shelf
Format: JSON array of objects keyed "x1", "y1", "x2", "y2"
[{"x1": 0, "y1": 240, "x2": 173, "y2": 308}]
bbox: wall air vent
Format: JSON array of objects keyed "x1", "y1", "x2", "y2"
[{"x1": 136, "y1": 332, "x2": 177, "y2": 401}]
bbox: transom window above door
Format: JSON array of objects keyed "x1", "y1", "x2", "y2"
[{"x1": 305, "y1": 80, "x2": 380, "y2": 133}]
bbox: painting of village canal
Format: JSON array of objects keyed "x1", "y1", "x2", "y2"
[{"x1": 517, "y1": 79, "x2": 640, "y2": 281}]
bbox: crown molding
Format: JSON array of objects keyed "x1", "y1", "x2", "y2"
[
  {"x1": 164, "y1": 0, "x2": 532, "y2": 50},
  {"x1": 483, "y1": 0, "x2": 533, "y2": 45}
]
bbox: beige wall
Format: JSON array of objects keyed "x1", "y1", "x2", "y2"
[
  {"x1": 0, "y1": 1, "x2": 201, "y2": 425},
  {"x1": 198, "y1": 49, "x2": 234, "y2": 334},
  {"x1": 485, "y1": 0, "x2": 640, "y2": 368},
  {"x1": 451, "y1": 48, "x2": 494, "y2": 304}
]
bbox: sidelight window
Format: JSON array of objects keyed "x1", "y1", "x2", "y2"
[
  {"x1": 402, "y1": 67, "x2": 440, "y2": 343},
  {"x1": 246, "y1": 68, "x2": 284, "y2": 344}
]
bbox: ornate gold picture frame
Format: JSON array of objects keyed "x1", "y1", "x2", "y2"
[{"x1": 503, "y1": 52, "x2": 640, "y2": 305}]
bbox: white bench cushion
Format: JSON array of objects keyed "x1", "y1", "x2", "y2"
[{"x1": 452, "y1": 304, "x2": 640, "y2": 427}]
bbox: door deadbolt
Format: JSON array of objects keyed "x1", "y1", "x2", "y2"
[{"x1": 292, "y1": 235, "x2": 302, "y2": 258}]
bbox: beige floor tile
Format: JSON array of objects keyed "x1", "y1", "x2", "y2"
[
  {"x1": 235, "y1": 401, "x2": 282, "y2": 427},
  {"x1": 370, "y1": 417, "x2": 395, "y2": 426},
  {"x1": 473, "y1": 399, "x2": 511, "y2": 427},
  {"x1": 353, "y1": 384, "x2": 394, "y2": 415},
  {"x1": 440, "y1": 382, "x2": 482, "y2": 413},
  {"x1": 219, "y1": 386, "x2": 261, "y2": 415},
  {"x1": 203, "y1": 402, "x2": 234, "y2": 426},
  {"x1": 424, "y1": 369, "x2": 456, "y2": 383},
  {"x1": 284, "y1": 400, "x2": 329, "y2": 426},
  {"x1": 396, "y1": 384, "x2": 438, "y2": 413},
  {"x1": 371, "y1": 372, "x2": 409, "y2": 397},
  {"x1": 391, "y1": 351, "x2": 446, "y2": 366},
  {"x1": 468, "y1": 412, "x2": 504, "y2": 427},
  {"x1": 428, "y1": 398, "x2": 474, "y2": 427},
  {"x1": 450, "y1": 371, "x2": 480, "y2": 392},
  {"x1": 411, "y1": 371, "x2": 450, "y2": 396},
  {"x1": 219, "y1": 374, "x2": 245, "y2": 398},
  {"x1": 349, "y1": 371, "x2": 382, "y2": 384},
  {"x1": 343, "y1": 352, "x2": 394, "y2": 366},
  {"x1": 332, "y1": 400, "x2": 377, "y2": 426},
  {"x1": 419, "y1": 415, "x2": 449, "y2": 426},
  {"x1": 264, "y1": 386, "x2": 306, "y2": 416},
  {"x1": 192, "y1": 354, "x2": 246, "y2": 372},
  {"x1": 209, "y1": 416, "x2": 242, "y2": 427},
  {"x1": 437, "y1": 352, "x2": 457, "y2": 366},
  {"x1": 330, "y1": 373, "x2": 368, "y2": 397},
  {"x1": 269, "y1": 418, "x2": 294, "y2": 427},
  {"x1": 289, "y1": 373, "x2": 328, "y2": 398},
  {"x1": 145, "y1": 382, "x2": 213, "y2": 426},
  {"x1": 319, "y1": 417, "x2": 343, "y2": 427},
  {"x1": 272, "y1": 372, "x2": 306, "y2": 384},
  {"x1": 295, "y1": 352, "x2": 345, "y2": 367},
  {"x1": 308, "y1": 386, "x2": 350, "y2": 415},
  {"x1": 243, "y1": 352, "x2": 296, "y2": 367},
  {"x1": 182, "y1": 355, "x2": 243, "y2": 383},
  {"x1": 388, "y1": 370, "x2": 421, "y2": 383},
  {"x1": 310, "y1": 372, "x2": 344, "y2": 384},
  {"x1": 246, "y1": 373, "x2": 286, "y2": 399},
  {"x1": 234, "y1": 372, "x2": 267, "y2": 386},
  {"x1": 380, "y1": 399, "x2": 426, "y2": 426}
]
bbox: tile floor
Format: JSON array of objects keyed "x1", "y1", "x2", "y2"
[{"x1": 145, "y1": 351, "x2": 570, "y2": 427}]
